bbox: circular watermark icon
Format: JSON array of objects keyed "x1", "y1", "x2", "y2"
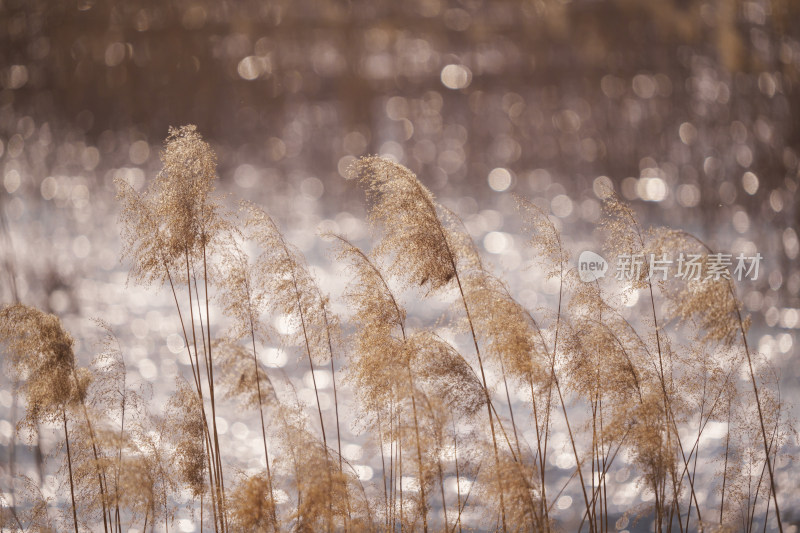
[{"x1": 578, "y1": 251, "x2": 608, "y2": 282}]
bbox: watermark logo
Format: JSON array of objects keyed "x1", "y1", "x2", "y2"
[
  {"x1": 614, "y1": 252, "x2": 762, "y2": 281},
  {"x1": 578, "y1": 251, "x2": 608, "y2": 282},
  {"x1": 577, "y1": 251, "x2": 762, "y2": 283}
]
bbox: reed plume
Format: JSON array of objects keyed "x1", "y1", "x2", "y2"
[
  {"x1": 1, "y1": 127, "x2": 792, "y2": 533},
  {"x1": 244, "y1": 202, "x2": 348, "y2": 530},
  {"x1": 0, "y1": 304, "x2": 110, "y2": 533},
  {"x1": 215, "y1": 240, "x2": 280, "y2": 529},
  {"x1": 117, "y1": 124, "x2": 231, "y2": 532}
]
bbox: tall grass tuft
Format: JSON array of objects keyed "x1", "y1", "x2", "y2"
[{"x1": 0, "y1": 134, "x2": 792, "y2": 533}]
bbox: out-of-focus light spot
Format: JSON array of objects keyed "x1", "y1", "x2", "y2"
[
  {"x1": 778, "y1": 333, "x2": 793, "y2": 353},
  {"x1": 167, "y1": 333, "x2": 185, "y2": 354},
  {"x1": 781, "y1": 308, "x2": 799, "y2": 328},
  {"x1": 379, "y1": 141, "x2": 403, "y2": 161},
  {"x1": 758, "y1": 72, "x2": 776, "y2": 97},
  {"x1": 7, "y1": 135, "x2": 23, "y2": 158},
  {"x1": 7, "y1": 65, "x2": 28, "y2": 89},
  {"x1": 677, "y1": 184, "x2": 700, "y2": 207},
  {"x1": 555, "y1": 110, "x2": 581, "y2": 133},
  {"x1": 260, "y1": 347, "x2": 287, "y2": 368},
  {"x1": 299, "y1": 388, "x2": 330, "y2": 409},
  {"x1": 783, "y1": 228, "x2": 798, "y2": 259},
  {"x1": 275, "y1": 314, "x2": 297, "y2": 335},
  {"x1": 363, "y1": 53, "x2": 394, "y2": 80},
  {"x1": 178, "y1": 519, "x2": 195, "y2": 532},
  {"x1": 632, "y1": 74, "x2": 656, "y2": 99},
  {"x1": 301, "y1": 177, "x2": 324, "y2": 199},
  {"x1": 411, "y1": 140, "x2": 434, "y2": 164},
  {"x1": 769, "y1": 270, "x2": 782, "y2": 290},
  {"x1": 400, "y1": 118, "x2": 414, "y2": 140},
  {"x1": 129, "y1": 140, "x2": 150, "y2": 164},
  {"x1": 593, "y1": 175, "x2": 613, "y2": 198},
  {"x1": 338, "y1": 155, "x2": 356, "y2": 177},
  {"x1": 769, "y1": 190, "x2": 783, "y2": 212},
  {"x1": 580, "y1": 198, "x2": 600, "y2": 222},
  {"x1": 438, "y1": 150, "x2": 464, "y2": 174},
  {"x1": 765, "y1": 307, "x2": 779, "y2": 327},
  {"x1": 72, "y1": 184, "x2": 89, "y2": 209},
  {"x1": 438, "y1": 445, "x2": 456, "y2": 462},
  {"x1": 115, "y1": 167, "x2": 145, "y2": 190},
  {"x1": 82, "y1": 146, "x2": 100, "y2": 170},
  {"x1": 524, "y1": 172, "x2": 549, "y2": 194},
  {"x1": 742, "y1": 171, "x2": 759, "y2": 195},
  {"x1": 215, "y1": 417, "x2": 228, "y2": 434},
  {"x1": 624, "y1": 291, "x2": 639, "y2": 307},
  {"x1": 788, "y1": 273, "x2": 800, "y2": 296},
  {"x1": 736, "y1": 145, "x2": 753, "y2": 167},
  {"x1": 556, "y1": 495, "x2": 573, "y2": 510},
  {"x1": 353, "y1": 465, "x2": 373, "y2": 481},
  {"x1": 703, "y1": 156, "x2": 721, "y2": 176},
  {"x1": 679, "y1": 122, "x2": 697, "y2": 145},
  {"x1": 231, "y1": 422, "x2": 249, "y2": 440},
  {"x1": 637, "y1": 177, "x2": 667, "y2": 202},
  {"x1": 621, "y1": 177, "x2": 638, "y2": 200},
  {"x1": 732, "y1": 211, "x2": 749, "y2": 233},
  {"x1": 386, "y1": 96, "x2": 409, "y2": 120},
  {"x1": 104, "y1": 42, "x2": 126, "y2": 67},
  {"x1": 4, "y1": 169, "x2": 20, "y2": 193},
  {"x1": 752, "y1": 337, "x2": 775, "y2": 360},
  {"x1": 233, "y1": 164, "x2": 258, "y2": 188},
  {"x1": 601, "y1": 74, "x2": 626, "y2": 98},
  {"x1": 336, "y1": 212, "x2": 366, "y2": 240},
  {"x1": 441, "y1": 64, "x2": 472, "y2": 90},
  {"x1": 460, "y1": 209, "x2": 490, "y2": 236},
  {"x1": 6, "y1": 198, "x2": 22, "y2": 221},
  {"x1": 744, "y1": 290, "x2": 763, "y2": 312},
  {"x1": 491, "y1": 135, "x2": 521, "y2": 163},
  {"x1": 237, "y1": 56, "x2": 269, "y2": 80},
  {"x1": 343, "y1": 444, "x2": 363, "y2": 461},
  {"x1": 580, "y1": 138, "x2": 598, "y2": 161},
  {"x1": 41, "y1": 176, "x2": 57, "y2": 200},
  {"x1": 266, "y1": 137, "x2": 286, "y2": 160},
  {"x1": 484, "y1": 231, "x2": 510, "y2": 254},
  {"x1": 271, "y1": 489, "x2": 288, "y2": 504},
  {"x1": 134, "y1": 9, "x2": 150, "y2": 31},
  {"x1": 542, "y1": 276, "x2": 560, "y2": 295},
  {"x1": 447, "y1": 476, "x2": 472, "y2": 494},
  {"x1": 304, "y1": 370, "x2": 331, "y2": 389},
  {"x1": 0, "y1": 420, "x2": 12, "y2": 445},
  {"x1": 555, "y1": 453, "x2": 576, "y2": 469},
  {"x1": 73, "y1": 235, "x2": 91, "y2": 258},
  {"x1": 488, "y1": 167, "x2": 511, "y2": 191},
  {"x1": 131, "y1": 318, "x2": 148, "y2": 339},
  {"x1": 615, "y1": 468, "x2": 631, "y2": 483},
  {"x1": 138, "y1": 358, "x2": 157, "y2": 381},
  {"x1": 343, "y1": 131, "x2": 368, "y2": 154},
  {"x1": 551, "y1": 194, "x2": 573, "y2": 217},
  {"x1": 318, "y1": 219, "x2": 339, "y2": 235}
]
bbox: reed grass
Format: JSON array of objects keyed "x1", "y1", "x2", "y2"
[{"x1": 0, "y1": 126, "x2": 791, "y2": 532}]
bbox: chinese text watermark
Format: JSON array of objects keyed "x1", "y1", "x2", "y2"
[{"x1": 578, "y1": 252, "x2": 763, "y2": 282}]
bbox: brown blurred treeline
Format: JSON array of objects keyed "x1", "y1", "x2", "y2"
[{"x1": 0, "y1": 0, "x2": 798, "y2": 237}]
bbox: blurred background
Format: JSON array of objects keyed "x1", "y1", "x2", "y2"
[{"x1": 0, "y1": 0, "x2": 799, "y2": 530}]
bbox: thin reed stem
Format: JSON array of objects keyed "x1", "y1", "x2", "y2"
[{"x1": 63, "y1": 410, "x2": 79, "y2": 533}]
